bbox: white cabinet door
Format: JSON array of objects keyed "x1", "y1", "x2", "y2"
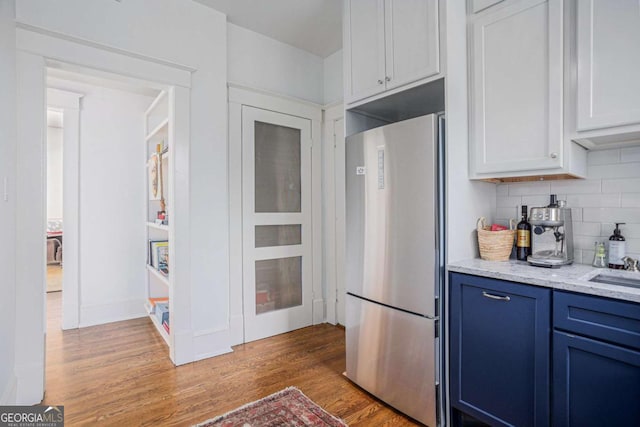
[
  {"x1": 344, "y1": 0, "x2": 386, "y2": 103},
  {"x1": 576, "y1": 0, "x2": 640, "y2": 132},
  {"x1": 470, "y1": 0, "x2": 564, "y2": 174},
  {"x1": 384, "y1": 0, "x2": 440, "y2": 90}
]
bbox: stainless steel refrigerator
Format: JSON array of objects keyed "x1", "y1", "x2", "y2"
[{"x1": 345, "y1": 113, "x2": 444, "y2": 426}]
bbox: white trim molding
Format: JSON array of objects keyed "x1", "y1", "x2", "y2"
[{"x1": 47, "y1": 88, "x2": 83, "y2": 331}]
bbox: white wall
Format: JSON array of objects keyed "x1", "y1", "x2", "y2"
[
  {"x1": 0, "y1": 0, "x2": 17, "y2": 405},
  {"x1": 48, "y1": 78, "x2": 153, "y2": 326},
  {"x1": 495, "y1": 147, "x2": 640, "y2": 264},
  {"x1": 227, "y1": 23, "x2": 324, "y2": 104},
  {"x1": 323, "y1": 49, "x2": 343, "y2": 106},
  {"x1": 444, "y1": 0, "x2": 496, "y2": 263},
  {"x1": 46, "y1": 125, "x2": 63, "y2": 219},
  {"x1": 14, "y1": 0, "x2": 229, "y2": 387}
]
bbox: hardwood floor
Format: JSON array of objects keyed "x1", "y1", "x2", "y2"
[
  {"x1": 44, "y1": 292, "x2": 420, "y2": 426},
  {"x1": 46, "y1": 264, "x2": 63, "y2": 292}
]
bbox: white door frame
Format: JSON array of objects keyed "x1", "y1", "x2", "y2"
[
  {"x1": 15, "y1": 27, "x2": 192, "y2": 404},
  {"x1": 322, "y1": 104, "x2": 345, "y2": 325},
  {"x1": 46, "y1": 88, "x2": 83, "y2": 331},
  {"x1": 228, "y1": 85, "x2": 323, "y2": 345}
]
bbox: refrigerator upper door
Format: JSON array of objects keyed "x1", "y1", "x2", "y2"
[{"x1": 346, "y1": 115, "x2": 438, "y2": 317}]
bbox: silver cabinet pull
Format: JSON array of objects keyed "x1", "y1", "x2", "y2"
[
  {"x1": 377, "y1": 79, "x2": 384, "y2": 84},
  {"x1": 550, "y1": 152, "x2": 558, "y2": 159},
  {"x1": 385, "y1": 76, "x2": 391, "y2": 82},
  {"x1": 482, "y1": 291, "x2": 511, "y2": 301}
]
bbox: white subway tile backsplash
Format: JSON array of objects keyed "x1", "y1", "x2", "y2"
[
  {"x1": 522, "y1": 194, "x2": 558, "y2": 207},
  {"x1": 497, "y1": 196, "x2": 522, "y2": 208},
  {"x1": 601, "y1": 178, "x2": 640, "y2": 193},
  {"x1": 566, "y1": 193, "x2": 620, "y2": 208},
  {"x1": 550, "y1": 179, "x2": 601, "y2": 194},
  {"x1": 574, "y1": 235, "x2": 599, "y2": 251},
  {"x1": 508, "y1": 181, "x2": 551, "y2": 196},
  {"x1": 572, "y1": 222, "x2": 601, "y2": 237},
  {"x1": 588, "y1": 149, "x2": 620, "y2": 165},
  {"x1": 621, "y1": 193, "x2": 640, "y2": 208},
  {"x1": 621, "y1": 146, "x2": 640, "y2": 163},
  {"x1": 587, "y1": 162, "x2": 640, "y2": 179},
  {"x1": 571, "y1": 208, "x2": 583, "y2": 222},
  {"x1": 492, "y1": 148, "x2": 640, "y2": 266},
  {"x1": 626, "y1": 238, "x2": 640, "y2": 253},
  {"x1": 496, "y1": 207, "x2": 518, "y2": 221},
  {"x1": 582, "y1": 207, "x2": 640, "y2": 223}
]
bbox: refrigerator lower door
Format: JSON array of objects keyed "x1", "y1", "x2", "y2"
[{"x1": 346, "y1": 294, "x2": 437, "y2": 426}]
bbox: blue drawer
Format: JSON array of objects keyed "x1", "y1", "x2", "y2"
[{"x1": 553, "y1": 291, "x2": 640, "y2": 350}]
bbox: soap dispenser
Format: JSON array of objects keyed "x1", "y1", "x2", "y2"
[
  {"x1": 608, "y1": 223, "x2": 626, "y2": 269},
  {"x1": 592, "y1": 242, "x2": 607, "y2": 268}
]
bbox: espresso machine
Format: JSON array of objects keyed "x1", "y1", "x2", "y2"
[{"x1": 527, "y1": 195, "x2": 574, "y2": 268}]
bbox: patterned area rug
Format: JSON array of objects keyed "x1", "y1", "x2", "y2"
[{"x1": 194, "y1": 387, "x2": 347, "y2": 427}]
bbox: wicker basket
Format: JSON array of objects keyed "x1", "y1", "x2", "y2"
[{"x1": 477, "y1": 217, "x2": 516, "y2": 261}]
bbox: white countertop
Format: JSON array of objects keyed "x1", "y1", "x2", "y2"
[{"x1": 447, "y1": 259, "x2": 640, "y2": 303}]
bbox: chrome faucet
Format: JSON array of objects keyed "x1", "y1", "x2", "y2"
[{"x1": 622, "y1": 256, "x2": 639, "y2": 272}]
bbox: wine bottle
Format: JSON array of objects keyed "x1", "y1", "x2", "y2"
[{"x1": 516, "y1": 205, "x2": 532, "y2": 261}]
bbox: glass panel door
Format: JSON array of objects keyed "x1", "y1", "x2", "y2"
[{"x1": 242, "y1": 106, "x2": 313, "y2": 342}]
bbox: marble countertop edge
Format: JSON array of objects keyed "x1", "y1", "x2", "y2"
[{"x1": 447, "y1": 259, "x2": 640, "y2": 304}]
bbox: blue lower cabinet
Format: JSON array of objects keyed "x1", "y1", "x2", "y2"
[
  {"x1": 553, "y1": 330, "x2": 640, "y2": 427},
  {"x1": 450, "y1": 273, "x2": 551, "y2": 427}
]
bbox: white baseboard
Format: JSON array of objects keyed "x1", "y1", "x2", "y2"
[
  {"x1": 313, "y1": 298, "x2": 325, "y2": 325},
  {"x1": 79, "y1": 298, "x2": 146, "y2": 328},
  {"x1": 229, "y1": 314, "x2": 244, "y2": 346},
  {"x1": 191, "y1": 327, "x2": 233, "y2": 362},
  {"x1": 0, "y1": 374, "x2": 17, "y2": 405}
]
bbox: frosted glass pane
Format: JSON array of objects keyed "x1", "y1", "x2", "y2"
[
  {"x1": 254, "y1": 121, "x2": 301, "y2": 213},
  {"x1": 255, "y1": 225, "x2": 302, "y2": 248},
  {"x1": 255, "y1": 256, "x2": 302, "y2": 314}
]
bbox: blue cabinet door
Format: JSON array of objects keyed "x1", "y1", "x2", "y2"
[
  {"x1": 553, "y1": 330, "x2": 640, "y2": 427},
  {"x1": 450, "y1": 273, "x2": 551, "y2": 427}
]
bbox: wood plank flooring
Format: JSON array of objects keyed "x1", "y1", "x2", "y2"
[{"x1": 44, "y1": 292, "x2": 419, "y2": 426}]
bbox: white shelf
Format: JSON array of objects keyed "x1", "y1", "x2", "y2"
[
  {"x1": 147, "y1": 222, "x2": 169, "y2": 231},
  {"x1": 145, "y1": 90, "x2": 167, "y2": 116},
  {"x1": 146, "y1": 117, "x2": 169, "y2": 142},
  {"x1": 147, "y1": 264, "x2": 170, "y2": 287},
  {"x1": 148, "y1": 312, "x2": 170, "y2": 346}
]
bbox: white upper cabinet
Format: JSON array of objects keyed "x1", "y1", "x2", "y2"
[
  {"x1": 344, "y1": 0, "x2": 441, "y2": 105},
  {"x1": 572, "y1": 0, "x2": 640, "y2": 148},
  {"x1": 384, "y1": 0, "x2": 440, "y2": 91},
  {"x1": 468, "y1": 0, "x2": 586, "y2": 180},
  {"x1": 344, "y1": 0, "x2": 386, "y2": 103}
]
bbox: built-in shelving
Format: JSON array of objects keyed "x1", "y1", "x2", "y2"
[
  {"x1": 145, "y1": 118, "x2": 169, "y2": 142},
  {"x1": 147, "y1": 264, "x2": 170, "y2": 287},
  {"x1": 146, "y1": 221, "x2": 169, "y2": 232},
  {"x1": 148, "y1": 312, "x2": 170, "y2": 345},
  {"x1": 144, "y1": 90, "x2": 172, "y2": 357}
]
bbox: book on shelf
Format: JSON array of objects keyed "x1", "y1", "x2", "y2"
[
  {"x1": 157, "y1": 244, "x2": 169, "y2": 275},
  {"x1": 146, "y1": 297, "x2": 169, "y2": 314},
  {"x1": 155, "y1": 302, "x2": 169, "y2": 325},
  {"x1": 148, "y1": 240, "x2": 168, "y2": 269}
]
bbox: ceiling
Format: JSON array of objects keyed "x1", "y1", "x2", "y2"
[{"x1": 195, "y1": 0, "x2": 343, "y2": 58}]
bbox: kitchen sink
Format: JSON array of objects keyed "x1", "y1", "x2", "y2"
[{"x1": 589, "y1": 274, "x2": 640, "y2": 289}]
